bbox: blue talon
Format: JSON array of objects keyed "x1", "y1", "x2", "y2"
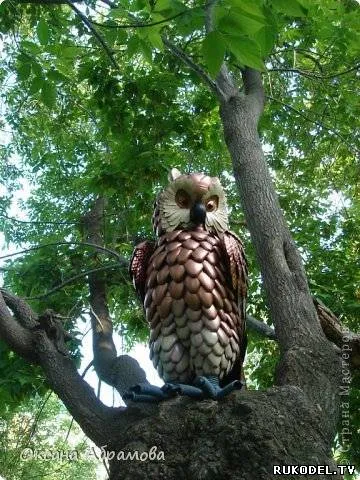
[
  {"x1": 124, "y1": 376, "x2": 243, "y2": 402},
  {"x1": 194, "y1": 375, "x2": 243, "y2": 399},
  {"x1": 123, "y1": 383, "x2": 168, "y2": 401}
]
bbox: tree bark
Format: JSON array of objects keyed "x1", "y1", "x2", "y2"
[
  {"x1": 107, "y1": 389, "x2": 341, "y2": 480},
  {"x1": 83, "y1": 197, "x2": 118, "y2": 384}
]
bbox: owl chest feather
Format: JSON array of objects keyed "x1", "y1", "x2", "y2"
[{"x1": 143, "y1": 229, "x2": 242, "y2": 382}]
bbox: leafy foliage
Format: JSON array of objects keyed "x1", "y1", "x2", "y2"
[
  {"x1": 0, "y1": 0, "x2": 359, "y2": 472},
  {"x1": 0, "y1": 394, "x2": 99, "y2": 480}
]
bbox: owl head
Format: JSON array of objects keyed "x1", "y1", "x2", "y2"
[{"x1": 153, "y1": 168, "x2": 229, "y2": 235}]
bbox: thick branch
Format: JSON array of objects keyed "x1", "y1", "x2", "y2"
[
  {"x1": 247, "y1": 302, "x2": 360, "y2": 371},
  {"x1": 0, "y1": 289, "x2": 124, "y2": 445},
  {"x1": 204, "y1": 0, "x2": 216, "y2": 32},
  {"x1": 0, "y1": 291, "x2": 36, "y2": 361},
  {"x1": 241, "y1": 68, "x2": 265, "y2": 121},
  {"x1": 314, "y1": 298, "x2": 360, "y2": 370},
  {"x1": 32, "y1": 328, "x2": 121, "y2": 445},
  {"x1": 83, "y1": 197, "x2": 117, "y2": 385},
  {"x1": 0, "y1": 288, "x2": 38, "y2": 329},
  {"x1": 246, "y1": 314, "x2": 276, "y2": 340}
]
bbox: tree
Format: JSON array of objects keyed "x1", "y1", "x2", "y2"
[{"x1": 0, "y1": 0, "x2": 359, "y2": 478}]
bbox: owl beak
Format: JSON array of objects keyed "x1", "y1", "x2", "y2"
[{"x1": 190, "y1": 202, "x2": 206, "y2": 226}]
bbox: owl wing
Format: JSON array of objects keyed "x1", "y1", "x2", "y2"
[
  {"x1": 221, "y1": 230, "x2": 248, "y2": 318},
  {"x1": 129, "y1": 241, "x2": 156, "y2": 304},
  {"x1": 220, "y1": 231, "x2": 248, "y2": 385}
]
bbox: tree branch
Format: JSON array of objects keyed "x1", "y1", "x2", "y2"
[
  {"x1": 32, "y1": 327, "x2": 121, "y2": 446},
  {"x1": 0, "y1": 241, "x2": 125, "y2": 262},
  {"x1": 0, "y1": 291, "x2": 37, "y2": 361},
  {"x1": 219, "y1": 74, "x2": 341, "y2": 419},
  {"x1": 0, "y1": 288, "x2": 38, "y2": 329},
  {"x1": 162, "y1": 37, "x2": 224, "y2": 99},
  {"x1": 89, "y1": 10, "x2": 188, "y2": 29},
  {"x1": 267, "y1": 95, "x2": 358, "y2": 156},
  {"x1": 241, "y1": 68, "x2": 265, "y2": 120},
  {"x1": 83, "y1": 197, "x2": 117, "y2": 385},
  {"x1": 0, "y1": 213, "x2": 80, "y2": 225},
  {"x1": 246, "y1": 314, "x2": 276, "y2": 340},
  {"x1": 314, "y1": 298, "x2": 360, "y2": 370},
  {"x1": 204, "y1": 0, "x2": 216, "y2": 32},
  {"x1": 25, "y1": 263, "x2": 122, "y2": 300},
  {"x1": 98, "y1": 0, "x2": 117, "y2": 8},
  {"x1": 246, "y1": 302, "x2": 360, "y2": 371},
  {"x1": 65, "y1": 0, "x2": 120, "y2": 70},
  {"x1": 268, "y1": 63, "x2": 360, "y2": 80},
  {"x1": 0, "y1": 289, "x2": 124, "y2": 445},
  {"x1": 111, "y1": 354, "x2": 149, "y2": 405}
]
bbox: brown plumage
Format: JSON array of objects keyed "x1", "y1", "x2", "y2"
[{"x1": 130, "y1": 169, "x2": 248, "y2": 387}]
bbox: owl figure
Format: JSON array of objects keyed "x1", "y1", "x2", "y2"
[{"x1": 127, "y1": 168, "x2": 247, "y2": 401}]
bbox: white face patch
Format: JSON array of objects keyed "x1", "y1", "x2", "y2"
[{"x1": 158, "y1": 172, "x2": 229, "y2": 233}]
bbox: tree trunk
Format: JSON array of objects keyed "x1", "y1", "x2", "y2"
[{"x1": 107, "y1": 389, "x2": 341, "y2": 480}]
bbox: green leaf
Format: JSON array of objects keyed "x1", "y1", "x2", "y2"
[
  {"x1": 218, "y1": 11, "x2": 265, "y2": 36},
  {"x1": 47, "y1": 68, "x2": 68, "y2": 83},
  {"x1": 30, "y1": 60, "x2": 42, "y2": 77},
  {"x1": 136, "y1": 0, "x2": 147, "y2": 9},
  {"x1": 41, "y1": 81, "x2": 56, "y2": 107},
  {"x1": 154, "y1": 0, "x2": 172, "y2": 12},
  {"x1": 103, "y1": 25, "x2": 127, "y2": 45},
  {"x1": 140, "y1": 40, "x2": 153, "y2": 64},
  {"x1": 154, "y1": 0, "x2": 183, "y2": 14},
  {"x1": 253, "y1": 6, "x2": 277, "y2": 57},
  {"x1": 127, "y1": 35, "x2": 140, "y2": 57},
  {"x1": 21, "y1": 40, "x2": 41, "y2": 54},
  {"x1": 147, "y1": 31, "x2": 164, "y2": 51},
  {"x1": 202, "y1": 31, "x2": 226, "y2": 77},
  {"x1": 29, "y1": 76, "x2": 44, "y2": 94},
  {"x1": 61, "y1": 46, "x2": 79, "y2": 59},
  {"x1": 176, "y1": 8, "x2": 204, "y2": 36},
  {"x1": 254, "y1": 25, "x2": 277, "y2": 57},
  {"x1": 17, "y1": 62, "x2": 31, "y2": 81},
  {"x1": 227, "y1": 0, "x2": 266, "y2": 20},
  {"x1": 224, "y1": 35, "x2": 265, "y2": 70},
  {"x1": 271, "y1": 0, "x2": 307, "y2": 17},
  {"x1": 37, "y1": 18, "x2": 50, "y2": 45}
]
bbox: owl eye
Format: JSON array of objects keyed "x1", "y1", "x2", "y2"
[
  {"x1": 206, "y1": 196, "x2": 219, "y2": 212},
  {"x1": 175, "y1": 189, "x2": 191, "y2": 209}
]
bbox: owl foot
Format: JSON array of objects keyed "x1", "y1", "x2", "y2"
[
  {"x1": 123, "y1": 376, "x2": 243, "y2": 402},
  {"x1": 123, "y1": 383, "x2": 168, "y2": 402},
  {"x1": 194, "y1": 375, "x2": 243, "y2": 399},
  {"x1": 123, "y1": 382, "x2": 203, "y2": 402}
]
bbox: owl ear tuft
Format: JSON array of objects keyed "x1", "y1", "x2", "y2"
[{"x1": 168, "y1": 168, "x2": 182, "y2": 182}]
